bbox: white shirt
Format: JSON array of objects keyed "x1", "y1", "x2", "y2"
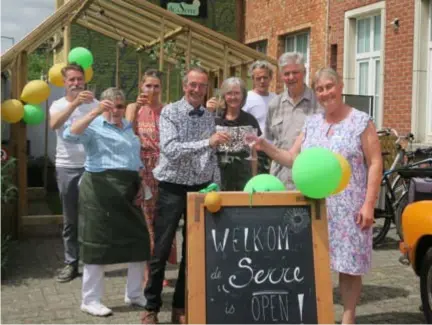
[
  {"x1": 242, "y1": 90, "x2": 276, "y2": 134},
  {"x1": 49, "y1": 97, "x2": 99, "y2": 168}
]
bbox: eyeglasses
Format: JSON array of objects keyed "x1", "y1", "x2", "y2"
[{"x1": 188, "y1": 82, "x2": 208, "y2": 89}]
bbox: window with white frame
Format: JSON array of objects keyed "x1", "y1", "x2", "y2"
[
  {"x1": 428, "y1": 0, "x2": 432, "y2": 134},
  {"x1": 284, "y1": 31, "x2": 310, "y2": 83},
  {"x1": 356, "y1": 14, "x2": 381, "y2": 121}
]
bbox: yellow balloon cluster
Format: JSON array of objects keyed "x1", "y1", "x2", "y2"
[
  {"x1": 48, "y1": 62, "x2": 93, "y2": 87},
  {"x1": 1, "y1": 79, "x2": 51, "y2": 125},
  {"x1": 332, "y1": 153, "x2": 352, "y2": 195}
]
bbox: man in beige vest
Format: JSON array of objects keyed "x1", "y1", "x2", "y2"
[{"x1": 265, "y1": 52, "x2": 322, "y2": 189}]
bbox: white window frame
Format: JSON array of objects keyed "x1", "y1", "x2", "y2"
[
  {"x1": 283, "y1": 31, "x2": 310, "y2": 84},
  {"x1": 343, "y1": 2, "x2": 385, "y2": 128},
  {"x1": 355, "y1": 15, "x2": 381, "y2": 122},
  {"x1": 427, "y1": 0, "x2": 432, "y2": 136},
  {"x1": 412, "y1": 0, "x2": 432, "y2": 143}
]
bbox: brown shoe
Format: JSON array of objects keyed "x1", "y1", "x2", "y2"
[
  {"x1": 141, "y1": 310, "x2": 158, "y2": 324},
  {"x1": 171, "y1": 308, "x2": 185, "y2": 324}
]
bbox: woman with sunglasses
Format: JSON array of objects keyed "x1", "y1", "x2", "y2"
[
  {"x1": 125, "y1": 69, "x2": 177, "y2": 288},
  {"x1": 63, "y1": 87, "x2": 150, "y2": 317}
]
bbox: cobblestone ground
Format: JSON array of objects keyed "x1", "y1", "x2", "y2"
[{"x1": 1, "y1": 226, "x2": 425, "y2": 324}]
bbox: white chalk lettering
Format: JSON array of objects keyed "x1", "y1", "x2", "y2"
[
  {"x1": 251, "y1": 292, "x2": 289, "y2": 322},
  {"x1": 211, "y1": 229, "x2": 229, "y2": 252},
  {"x1": 228, "y1": 257, "x2": 304, "y2": 289},
  {"x1": 232, "y1": 227, "x2": 241, "y2": 252}
]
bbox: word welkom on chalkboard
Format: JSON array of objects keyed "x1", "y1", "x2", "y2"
[{"x1": 187, "y1": 192, "x2": 334, "y2": 324}]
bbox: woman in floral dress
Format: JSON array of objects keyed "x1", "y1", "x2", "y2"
[
  {"x1": 126, "y1": 69, "x2": 177, "y2": 287},
  {"x1": 248, "y1": 68, "x2": 382, "y2": 324}
]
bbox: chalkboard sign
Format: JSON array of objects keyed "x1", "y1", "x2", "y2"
[{"x1": 187, "y1": 192, "x2": 334, "y2": 324}]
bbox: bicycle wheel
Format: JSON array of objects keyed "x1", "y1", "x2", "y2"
[
  {"x1": 394, "y1": 191, "x2": 409, "y2": 240},
  {"x1": 373, "y1": 197, "x2": 393, "y2": 247}
]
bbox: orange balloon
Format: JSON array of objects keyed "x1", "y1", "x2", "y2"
[
  {"x1": 204, "y1": 192, "x2": 222, "y2": 213},
  {"x1": 85, "y1": 66, "x2": 93, "y2": 83},
  {"x1": 332, "y1": 153, "x2": 351, "y2": 194}
]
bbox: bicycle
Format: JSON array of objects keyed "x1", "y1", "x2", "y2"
[{"x1": 373, "y1": 128, "x2": 415, "y2": 246}]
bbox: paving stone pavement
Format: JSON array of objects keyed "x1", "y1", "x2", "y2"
[{"x1": 1, "y1": 226, "x2": 425, "y2": 324}]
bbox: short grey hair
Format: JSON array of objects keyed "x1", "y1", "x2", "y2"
[
  {"x1": 278, "y1": 52, "x2": 306, "y2": 72},
  {"x1": 248, "y1": 60, "x2": 273, "y2": 78},
  {"x1": 220, "y1": 77, "x2": 248, "y2": 109},
  {"x1": 182, "y1": 66, "x2": 208, "y2": 85},
  {"x1": 312, "y1": 67, "x2": 341, "y2": 90},
  {"x1": 100, "y1": 87, "x2": 125, "y2": 102}
]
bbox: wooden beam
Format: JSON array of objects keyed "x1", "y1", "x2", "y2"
[
  {"x1": 186, "y1": 29, "x2": 192, "y2": 70},
  {"x1": 84, "y1": 14, "x2": 148, "y2": 46},
  {"x1": 138, "y1": 55, "x2": 142, "y2": 91},
  {"x1": 146, "y1": 27, "x2": 184, "y2": 48},
  {"x1": 159, "y1": 18, "x2": 165, "y2": 71},
  {"x1": 166, "y1": 63, "x2": 171, "y2": 103},
  {"x1": 86, "y1": 4, "x2": 154, "y2": 43},
  {"x1": 11, "y1": 52, "x2": 29, "y2": 237},
  {"x1": 240, "y1": 63, "x2": 248, "y2": 80},
  {"x1": 1, "y1": 0, "x2": 83, "y2": 70},
  {"x1": 69, "y1": 0, "x2": 94, "y2": 23},
  {"x1": 124, "y1": 0, "x2": 278, "y2": 65},
  {"x1": 77, "y1": 19, "x2": 136, "y2": 45}
]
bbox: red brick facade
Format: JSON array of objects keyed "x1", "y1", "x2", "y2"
[
  {"x1": 244, "y1": 0, "x2": 328, "y2": 93},
  {"x1": 328, "y1": 0, "x2": 414, "y2": 133},
  {"x1": 243, "y1": 0, "x2": 416, "y2": 133}
]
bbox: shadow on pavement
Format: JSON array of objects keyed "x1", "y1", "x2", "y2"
[{"x1": 333, "y1": 284, "x2": 410, "y2": 305}]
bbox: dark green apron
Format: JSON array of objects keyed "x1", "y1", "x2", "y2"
[{"x1": 78, "y1": 170, "x2": 150, "y2": 265}]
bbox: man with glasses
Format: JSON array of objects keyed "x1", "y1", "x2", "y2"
[
  {"x1": 141, "y1": 67, "x2": 230, "y2": 325},
  {"x1": 265, "y1": 52, "x2": 322, "y2": 189},
  {"x1": 49, "y1": 63, "x2": 98, "y2": 283}
]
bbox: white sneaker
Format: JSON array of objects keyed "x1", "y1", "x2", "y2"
[
  {"x1": 125, "y1": 295, "x2": 147, "y2": 307},
  {"x1": 80, "y1": 301, "x2": 112, "y2": 317}
]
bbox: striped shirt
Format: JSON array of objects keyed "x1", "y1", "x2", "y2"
[
  {"x1": 63, "y1": 115, "x2": 143, "y2": 173},
  {"x1": 153, "y1": 97, "x2": 220, "y2": 186}
]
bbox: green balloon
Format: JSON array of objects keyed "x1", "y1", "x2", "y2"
[
  {"x1": 244, "y1": 174, "x2": 286, "y2": 192},
  {"x1": 68, "y1": 47, "x2": 94, "y2": 69},
  {"x1": 23, "y1": 104, "x2": 45, "y2": 125},
  {"x1": 292, "y1": 147, "x2": 342, "y2": 199}
]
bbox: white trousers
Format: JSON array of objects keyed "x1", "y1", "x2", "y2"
[{"x1": 82, "y1": 262, "x2": 145, "y2": 304}]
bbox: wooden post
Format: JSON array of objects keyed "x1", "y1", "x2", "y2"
[
  {"x1": 207, "y1": 71, "x2": 215, "y2": 98},
  {"x1": 138, "y1": 55, "x2": 142, "y2": 92},
  {"x1": 230, "y1": 66, "x2": 236, "y2": 77},
  {"x1": 235, "y1": 0, "x2": 245, "y2": 43},
  {"x1": 53, "y1": 0, "x2": 71, "y2": 64},
  {"x1": 116, "y1": 46, "x2": 120, "y2": 88},
  {"x1": 11, "y1": 51, "x2": 29, "y2": 237},
  {"x1": 240, "y1": 63, "x2": 248, "y2": 80},
  {"x1": 166, "y1": 63, "x2": 171, "y2": 103},
  {"x1": 223, "y1": 45, "x2": 229, "y2": 80},
  {"x1": 159, "y1": 18, "x2": 165, "y2": 71},
  {"x1": 218, "y1": 69, "x2": 224, "y2": 87},
  {"x1": 186, "y1": 29, "x2": 192, "y2": 70}
]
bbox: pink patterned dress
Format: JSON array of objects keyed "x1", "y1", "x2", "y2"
[{"x1": 301, "y1": 108, "x2": 372, "y2": 275}]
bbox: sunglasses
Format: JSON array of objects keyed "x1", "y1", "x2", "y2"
[{"x1": 114, "y1": 104, "x2": 125, "y2": 109}]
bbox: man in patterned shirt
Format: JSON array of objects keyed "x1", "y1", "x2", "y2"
[{"x1": 141, "y1": 67, "x2": 230, "y2": 325}]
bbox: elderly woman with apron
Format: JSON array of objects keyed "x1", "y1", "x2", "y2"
[{"x1": 63, "y1": 87, "x2": 150, "y2": 317}]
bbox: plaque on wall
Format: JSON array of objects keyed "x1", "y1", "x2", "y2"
[{"x1": 161, "y1": 0, "x2": 207, "y2": 18}]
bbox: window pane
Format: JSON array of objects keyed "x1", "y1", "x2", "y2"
[
  {"x1": 296, "y1": 34, "x2": 309, "y2": 61},
  {"x1": 357, "y1": 18, "x2": 370, "y2": 53},
  {"x1": 430, "y1": 0, "x2": 432, "y2": 41},
  {"x1": 358, "y1": 62, "x2": 369, "y2": 95},
  {"x1": 375, "y1": 60, "x2": 381, "y2": 118},
  {"x1": 285, "y1": 37, "x2": 295, "y2": 52},
  {"x1": 374, "y1": 15, "x2": 381, "y2": 51}
]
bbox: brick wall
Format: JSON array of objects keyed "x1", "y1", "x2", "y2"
[
  {"x1": 329, "y1": 0, "x2": 415, "y2": 133},
  {"x1": 244, "y1": 0, "x2": 328, "y2": 92}
]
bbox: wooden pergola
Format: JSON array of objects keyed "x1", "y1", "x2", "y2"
[{"x1": 0, "y1": 0, "x2": 277, "y2": 236}]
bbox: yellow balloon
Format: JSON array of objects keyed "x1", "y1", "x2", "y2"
[
  {"x1": 204, "y1": 192, "x2": 222, "y2": 213},
  {"x1": 20, "y1": 80, "x2": 51, "y2": 104},
  {"x1": 48, "y1": 63, "x2": 66, "y2": 87},
  {"x1": 85, "y1": 66, "x2": 94, "y2": 83},
  {"x1": 332, "y1": 153, "x2": 352, "y2": 194},
  {"x1": 1, "y1": 99, "x2": 24, "y2": 123}
]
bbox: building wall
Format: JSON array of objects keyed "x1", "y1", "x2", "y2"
[
  {"x1": 329, "y1": 0, "x2": 415, "y2": 133},
  {"x1": 244, "y1": 0, "x2": 328, "y2": 92}
]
